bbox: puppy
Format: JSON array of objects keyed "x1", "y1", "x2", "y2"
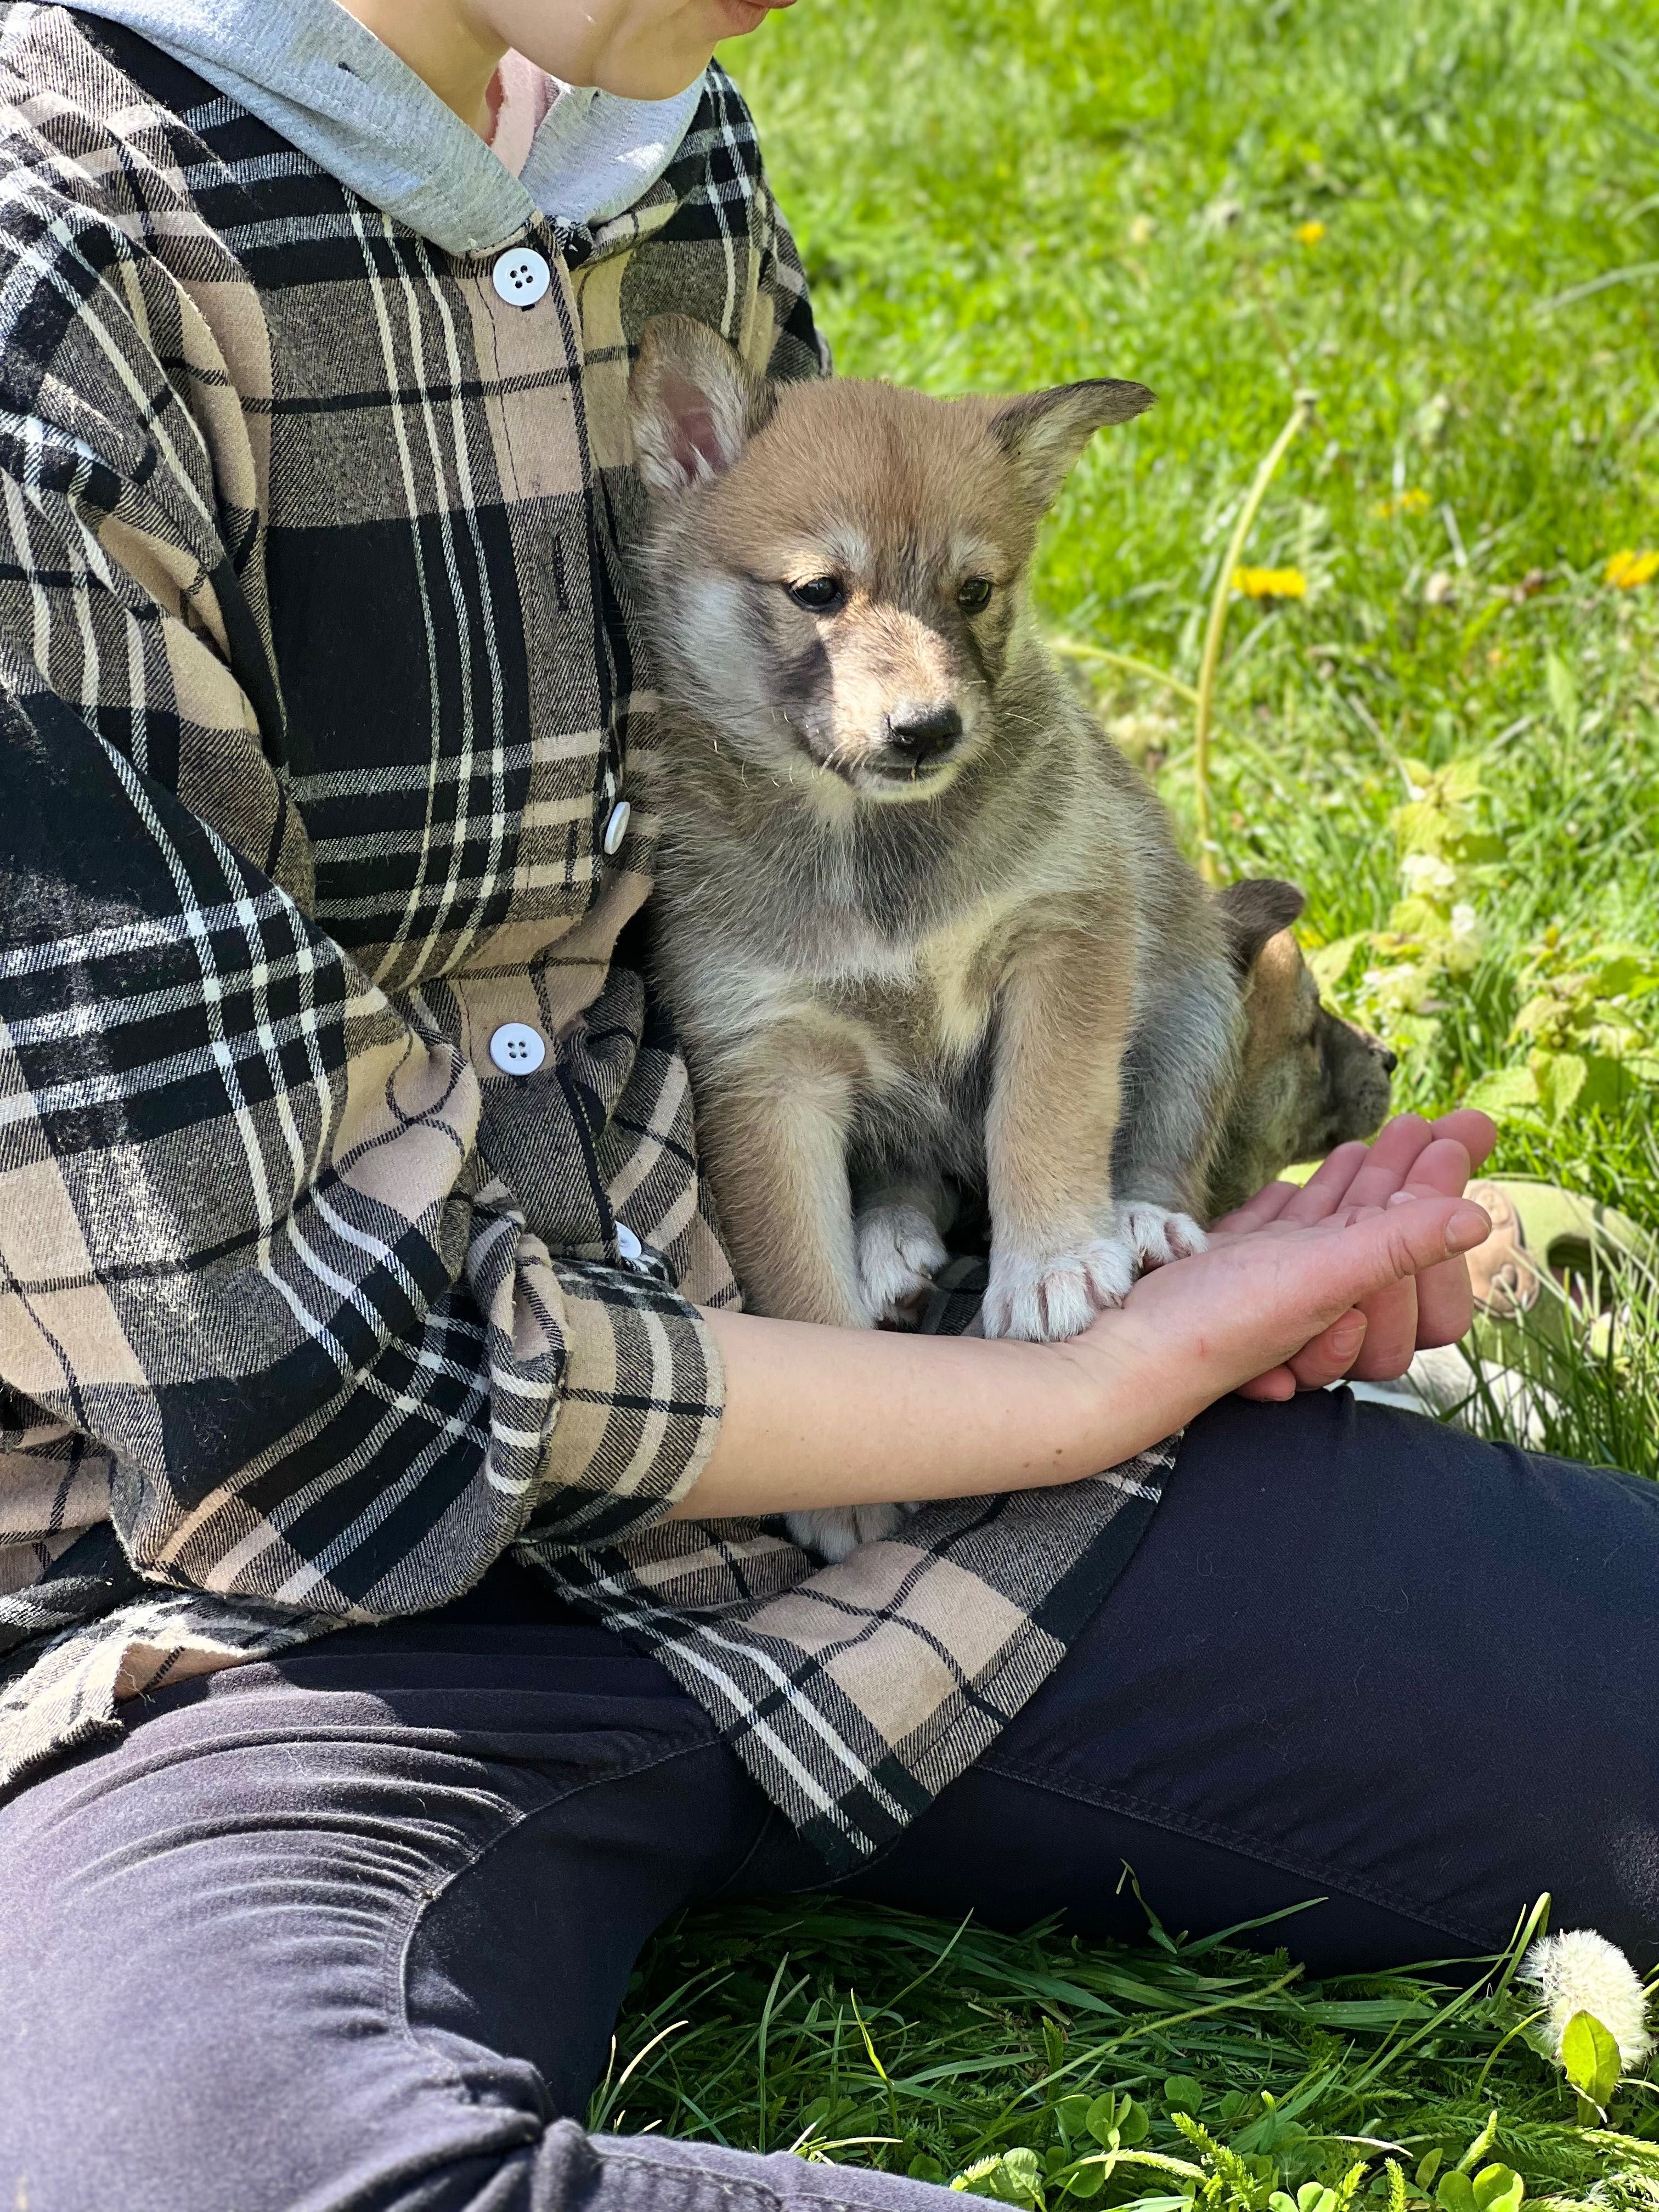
[
  {"x1": 627, "y1": 317, "x2": 1242, "y2": 1560},
  {"x1": 1206, "y1": 878, "x2": 1397, "y2": 1217}
]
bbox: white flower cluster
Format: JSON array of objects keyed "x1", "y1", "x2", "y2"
[{"x1": 1521, "y1": 1929, "x2": 1653, "y2": 2070}]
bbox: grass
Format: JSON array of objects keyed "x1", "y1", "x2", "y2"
[
  {"x1": 599, "y1": 1898, "x2": 1659, "y2": 2206},
  {"x1": 603, "y1": 2, "x2": 1659, "y2": 2197}
]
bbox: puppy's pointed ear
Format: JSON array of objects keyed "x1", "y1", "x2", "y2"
[
  {"x1": 1216, "y1": 878, "x2": 1307, "y2": 977},
  {"x1": 628, "y1": 314, "x2": 774, "y2": 495},
  {"x1": 989, "y1": 377, "x2": 1156, "y2": 509}
]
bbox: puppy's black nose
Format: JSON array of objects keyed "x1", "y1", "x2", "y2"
[
  {"x1": 1379, "y1": 1048, "x2": 1398, "y2": 1075},
  {"x1": 886, "y1": 704, "x2": 962, "y2": 764}
]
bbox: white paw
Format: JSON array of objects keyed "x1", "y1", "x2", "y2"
[
  {"x1": 784, "y1": 1503, "x2": 917, "y2": 1564},
  {"x1": 1120, "y1": 1203, "x2": 1208, "y2": 1268},
  {"x1": 981, "y1": 1237, "x2": 1139, "y2": 1342},
  {"x1": 855, "y1": 1203, "x2": 948, "y2": 1326}
]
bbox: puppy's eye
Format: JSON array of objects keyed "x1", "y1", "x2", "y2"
[
  {"x1": 957, "y1": 577, "x2": 994, "y2": 613},
  {"x1": 787, "y1": 575, "x2": 844, "y2": 612}
]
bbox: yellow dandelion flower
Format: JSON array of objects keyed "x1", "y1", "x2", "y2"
[
  {"x1": 1374, "y1": 487, "x2": 1432, "y2": 517},
  {"x1": 1295, "y1": 219, "x2": 1327, "y2": 246},
  {"x1": 1233, "y1": 566, "x2": 1307, "y2": 600},
  {"x1": 1605, "y1": 548, "x2": 1659, "y2": 589}
]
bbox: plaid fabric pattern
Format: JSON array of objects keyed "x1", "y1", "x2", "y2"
[{"x1": 0, "y1": 6, "x2": 1169, "y2": 1869}]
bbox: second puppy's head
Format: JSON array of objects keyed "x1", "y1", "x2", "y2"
[
  {"x1": 1208, "y1": 879, "x2": 1398, "y2": 1216},
  {"x1": 626, "y1": 314, "x2": 1153, "y2": 805}
]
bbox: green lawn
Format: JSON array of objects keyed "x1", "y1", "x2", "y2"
[{"x1": 604, "y1": 3, "x2": 1659, "y2": 2198}]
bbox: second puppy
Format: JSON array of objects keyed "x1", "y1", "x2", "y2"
[
  {"x1": 627, "y1": 318, "x2": 1241, "y2": 1558},
  {"x1": 1209, "y1": 879, "x2": 1397, "y2": 1216}
]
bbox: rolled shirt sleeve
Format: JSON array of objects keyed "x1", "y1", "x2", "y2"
[{"x1": 0, "y1": 453, "x2": 723, "y2": 1624}]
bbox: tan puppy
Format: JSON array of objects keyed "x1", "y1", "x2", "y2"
[
  {"x1": 627, "y1": 317, "x2": 1242, "y2": 1558},
  {"x1": 1207, "y1": 879, "x2": 1397, "y2": 1217}
]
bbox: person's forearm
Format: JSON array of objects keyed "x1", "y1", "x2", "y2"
[
  {"x1": 673, "y1": 1308, "x2": 1156, "y2": 1521},
  {"x1": 672, "y1": 1169, "x2": 1493, "y2": 1522}
]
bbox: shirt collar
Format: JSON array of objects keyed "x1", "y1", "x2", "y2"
[{"x1": 60, "y1": 0, "x2": 704, "y2": 255}]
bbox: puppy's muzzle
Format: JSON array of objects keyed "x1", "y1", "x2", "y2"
[{"x1": 874, "y1": 702, "x2": 963, "y2": 776}]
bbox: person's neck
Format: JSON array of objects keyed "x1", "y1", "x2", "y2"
[{"x1": 332, "y1": 0, "x2": 505, "y2": 138}]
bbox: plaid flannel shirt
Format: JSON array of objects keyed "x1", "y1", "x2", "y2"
[{"x1": 0, "y1": 4, "x2": 1170, "y2": 1873}]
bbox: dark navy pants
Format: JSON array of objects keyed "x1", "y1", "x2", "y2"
[{"x1": 5, "y1": 1392, "x2": 1657, "y2": 2210}]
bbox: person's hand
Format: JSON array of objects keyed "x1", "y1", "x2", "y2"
[
  {"x1": 1211, "y1": 1110, "x2": 1496, "y2": 1400},
  {"x1": 1058, "y1": 1111, "x2": 1497, "y2": 1426}
]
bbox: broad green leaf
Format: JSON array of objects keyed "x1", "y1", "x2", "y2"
[
  {"x1": 1511, "y1": 992, "x2": 1563, "y2": 1038},
  {"x1": 1269, "y1": 2194, "x2": 1299, "y2": 2212},
  {"x1": 1463, "y1": 1066, "x2": 1539, "y2": 1116},
  {"x1": 1063, "y1": 2164, "x2": 1106, "y2": 2200},
  {"x1": 1308, "y1": 934, "x2": 1363, "y2": 991},
  {"x1": 1545, "y1": 648, "x2": 1579, "y2": 736},
  {"x1": 1561, "y1": 2008, "x2": 1622, "y2": 2110},
  {"x1": 951, "y1": 2151, "x2": 1040, "y2": 2205},
  {"x1": 1589, "y1": 955, "x2": 1654, "y2": 998},
  {"x1": 1471, "y1": 2165, "x2": 1524, "y2": 2212},
  {"x1": 1056, "y1": 2095, "x2": 1093, "y2": 2141},
  {"x1": 1118, "y1": 2100, "x2": 1150, "y2": 2146},
  {"x1": 1580, "y1": 1054, "x2": 1634, "y2": 1111},
  {"x1": 1389, "y1": 894, "x2": 1454, "y2": 939},
  {"x1": 1163, "y1": 2076, "x2": 1204, "y2": 2114},
  {"x1": 1436, "y1": 2171, "x2": 1476, "y2": 2212},
  {"x1": 1530, "y1": 1048, "x2": 1587, "y2": 1122},
  {"x1": 1086, "y1": 2094, "x2": 1120, "y2": 2147},
  {"x1": 951, "y1": 2154, "x2": 1003, "y2": 2198},
  {"x1": 910, "y1": 2155, "x2": 947, "y2": 2185}
]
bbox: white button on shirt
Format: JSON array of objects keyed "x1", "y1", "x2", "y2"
[
  {"x1": 488, "y1": 1022, "x2": 546, "y2": 1075},
  {"x1": 602, "y1": 799, "x2": 630, "y2": 857},
  {"x1": 614, "y1": 1222, "x2": 644, "y2": 1265},
  {"x1": 491, "y1": 247, "x2": 551, "y2": 308}
]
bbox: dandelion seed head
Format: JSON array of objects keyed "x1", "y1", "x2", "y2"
[{"x1": 1521, "y1": 1929, "x2": 1652, "y2": 2071}]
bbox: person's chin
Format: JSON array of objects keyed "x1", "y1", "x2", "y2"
[{"x1": 713, "y1": 0, "x2": 794, "y2": 36}]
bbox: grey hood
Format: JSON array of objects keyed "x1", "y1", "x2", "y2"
[{"x1": 59, "y1": 0, "x2": 705, "y2": 254}]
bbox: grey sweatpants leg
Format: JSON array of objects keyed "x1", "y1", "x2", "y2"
[
  {"x1": 0, "y1": 1624, "x2": 952, "y2": 2212},
  {"x1": 542, "y1": 2126, "x2": 960, "y2": 2209}
]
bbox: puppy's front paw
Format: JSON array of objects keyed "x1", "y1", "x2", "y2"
[
  {"x1": 981, "y1": 1238, "x2": 1139, "y2": 1342},
  {"x1": 855, "y1": 1203, "x2": 948, "y2": 1326},
  {"x1": 1120, "y1": 1202, "x2": 1208, "y2": 1268},
  {"x1": 785, "y1": 1503, "x2": 917, "y2": 1563}
]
